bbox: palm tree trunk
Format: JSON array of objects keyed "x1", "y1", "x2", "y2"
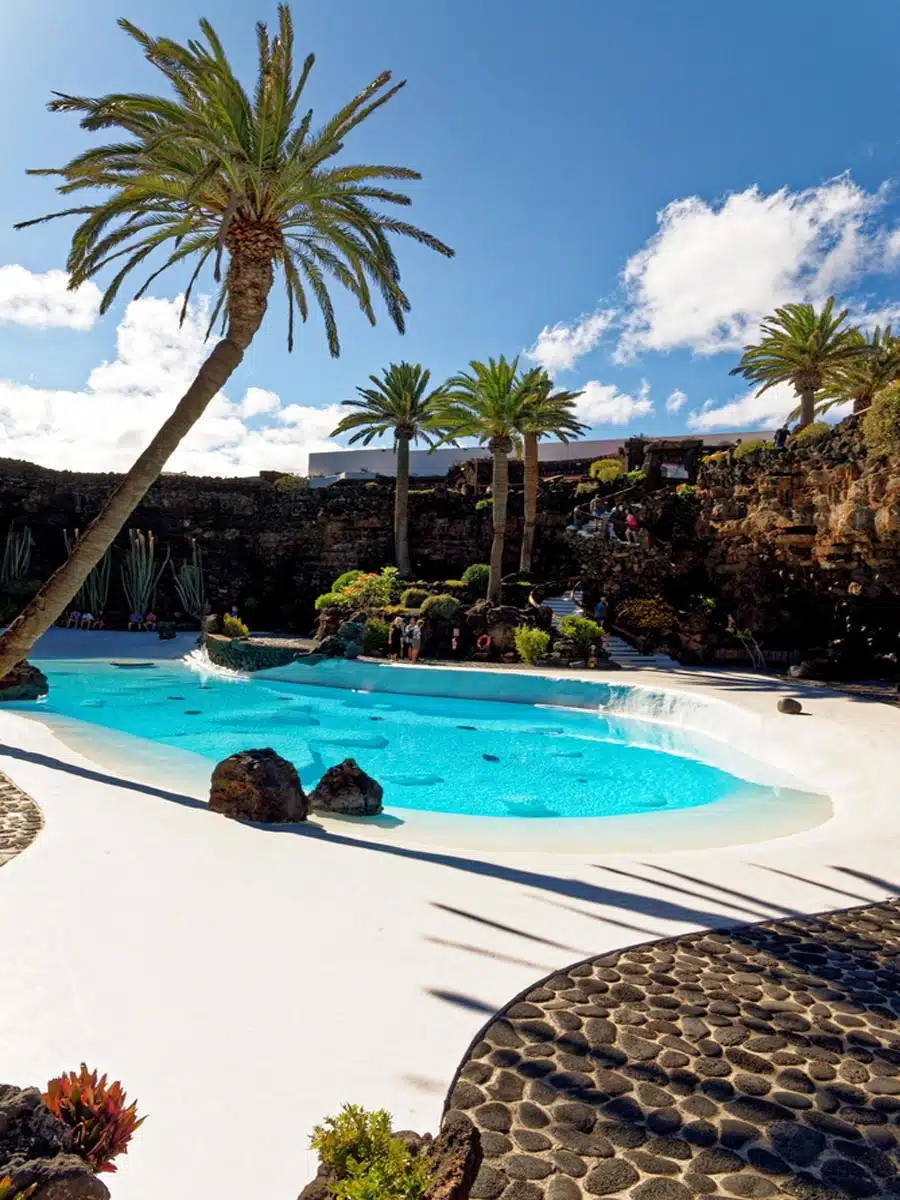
[
  {"x1": 853, "y1": 393, "x2": 871, "y2": 415},
  {"x1": 519, "y1": 432, "x2": 538, "y2": 574},
  {"x1": 0, "y1": 255, "x2": 273, "y2": 679},
  {"x1": 798, "y1": 387, "x2": 815, "y2": 428},
  {"x1": 488, "y1": 440, "x2": 510, "y2": 603},
  {"x1": 394, "y1": 433, "x2": 411, "y2": 578}
]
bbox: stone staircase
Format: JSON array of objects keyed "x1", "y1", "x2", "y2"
[{"x1": 603, "y1": 634, "x2": 680, "y2": 670}]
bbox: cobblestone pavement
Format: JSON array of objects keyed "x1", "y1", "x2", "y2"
[
  {"x1": 0, "y1": 771, "x2": 42, "y2": 866},
  {"x1": 447, "y1": 901, "x2": 900, "y2": 1200}
]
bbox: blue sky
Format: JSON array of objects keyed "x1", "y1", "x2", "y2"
[{"x1": 2, "y1": 0, "x2": 900, "y2": 474}]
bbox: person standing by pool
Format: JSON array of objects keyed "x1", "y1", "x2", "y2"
[
  {"x1": 389, "y1": 616, "x2": 404, "y2": 662},
  {"x1": 409, "y1": 618, "x2": 424, "y2": 664},
  {"x1": 594, "y1": 595, "x2": 608, "y2": 625}
]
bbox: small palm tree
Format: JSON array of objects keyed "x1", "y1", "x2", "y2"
[
  {"x1": 518, "y1": 369, "x2": 585, "y2": 573},
  {"x1": 331, "y1": 363, "x2": 447, "y2": 577},
  {"x1": 0, "y1": 6, "x2": 452, "y2": 678},
  {"x1": 436, "y1": 357, "x2": 534, "y2": 602},
  {"x1": 806, "y1": 325, "x2": 900, "y2": 418},
  {"x1": 730, "y1": 298, "x2": 861, "y2": 429}
]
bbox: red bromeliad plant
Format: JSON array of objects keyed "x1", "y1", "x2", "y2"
[{"x1": 43, "y1": 1065, "x2": 146, "y2": 1174}]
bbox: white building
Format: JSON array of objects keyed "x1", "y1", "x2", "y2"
[{"x1": 307, "y1": 431, "x2": 769, "y2": 479}]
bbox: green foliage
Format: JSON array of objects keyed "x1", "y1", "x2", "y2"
[
  {"x1": 617, "y1": 597, "x2": 678, "y2": 635},
  {"x1": 475, "y1": 497, "x2": 493, "y2": 511},
  {"x1": 333, "y1": 570, "x2": 365, "y2": 592},
  {"x1": 589, "y1": 457, "x2": 624, "y2": 483},
  {"x1": 0, "y1": 1177, "x2": 37, "y2": 1199},
  {"x1": 701, "y1": 450, "x2": 728, "y2": 464},
  {"x1": 274, "y1": 474, "x2": 309, "y2": 491},
  {"x1": 791, "y1": 421, "x2": 830, "y2": 444},
  {"x1": 559, "y1": 615, "x2": 605, "y2": 645},
  {"x1": 575, "y1": 481, "x2": 598, "y2": 498},
  {"x1": 1, "y1": 526, "x2": 33, "y2": 588},
  {"x1": 362, "y1": 619, "x2": 390, "y2": 655},
  {"x1": 461, "y1": 563, "x2": 490, "y2": 592},
  {"x1": 862, "y1": 383, "x2": 900, "y2": 456},
  {"x1": 43, "y1": 1064, "x2": 145, "y2": 1175},
  {"x1": 121, "y1": 529, "x2": 169, "y2": 615},
  {"x1": 223, "y1": 613, "x2": 249, "y2": 638},
  {"x1": 400, "y1": 587, "x2": 430, "y2": 609},
  {"x1": 63, "y1": 530, "x2": 113, "y2": 617},
  {"x1": 365, "y1": 481, "x2": 379, "y2": 490},
  {"x1": 514, "y1": 626, "x2": 550, "y2": 664},
  {"x1": 171, "y1": 539, "x2": 206, "y2": 619},
  {"x1": 330, "y1": 363, "x2": 450, "y2": 450},
  {"x1": 311, "y1": 1105, "x2": 430, "y2": 1200},
  {"x1": 408, "y1": 487, "x2": 436, "y2": 497},
  {"x1": 315, "y1": 591, "x2": 354, "y2": 611},
  {"x1": 676, "y1": 483, "x2": 698, "y2": 499},
  {"x1": 625, "y1": 469, "x2": 647, "y2": 486},
  {"x1": 732, "y1": 440, "x2": 768, "y2": 461},
  {"x1": 442, "y1": 579, "x2": 465, "y2": 589},
  {"x1": 420, "y1": 593, "x2": 460, "y2": 619}
]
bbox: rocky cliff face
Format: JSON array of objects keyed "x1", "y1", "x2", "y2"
[
  {"x1": 0, "y1": 459, "x2": 578, "y2": 630},
  {"x1": 697, "y1": 423, "x2": 900, "y2": 655}
]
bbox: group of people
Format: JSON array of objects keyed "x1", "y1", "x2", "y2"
[
  {"x1": 568, "y1": 497, "x2": 644, "y2": 545},
  {"x1": 64, "y1": 610, "x2": 105, "y2": 630},
  {"x1": 389, "y1": 614, "x2": 425, "y2": 663},
  {"x1": 127, "y1": 611, "x2": 158, "y2": 631}
]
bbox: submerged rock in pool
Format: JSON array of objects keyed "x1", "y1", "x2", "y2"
[
  {"x1": 210, "y1": 748, "x2": 308, "y2": 823},
  {"x1": 483, "y1": 753, "x2": 500, "y2": 763},
  {"x1": 310, "y1": 758, "x2": 383, "y2": 816},
  {"x1": 385, "y1": 773, "x2": 443, "y2": 787},
  {"x1": 0, "y1": 660, "x2": 48, "y2": 703}
]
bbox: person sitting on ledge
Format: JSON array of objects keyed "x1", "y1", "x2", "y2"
[
  {"x1": 128, "y1": 611, "x2": 144, "y2": 630},
  {"x1": 66, "y1": 610, "x2": 81, "y2": 628},
  {"x1": 145, "y1": 611, "x2": 158, "y2": 632}
]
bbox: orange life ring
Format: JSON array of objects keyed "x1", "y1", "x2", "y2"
[{"x1": 477, "y1": 635, "x2": 492, "y2": 651}]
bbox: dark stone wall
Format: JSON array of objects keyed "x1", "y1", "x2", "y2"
[{"x1": 0, "y1": 459, "x2": 579, "y2": 631}]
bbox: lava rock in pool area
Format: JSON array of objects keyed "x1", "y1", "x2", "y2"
[
  {"x1": 0, "y1": 660, "x2": 48, "y2": 703},
  {"x1": 310, "y1": 757, "x2": 383, "y2": 816},
  {"x1": 777, "y1": 696, "x2": 803, "y2": 714},
  {"x1": 209, "y1": 748, "x2": 308, "y2": 823},
  {"x1": 0, "y1": 1083, "x2": 110, "y2": 1198}
]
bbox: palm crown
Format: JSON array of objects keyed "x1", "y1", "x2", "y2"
[
  {"x1": 811, "y1": 324, "x2": 900, "y2": 417},
  {"x1": 730, "y1": 298, "x2": 861, "y2": 398},
  {"x1": 519, "y1": 368, "x2": 587, "y2": 442},
  {"x1": 20, "y1": 5, "x2": 453, "y2": 355},
  {"x1": 436, "y1": 356, "x2": 534, "y2": 450},
  {"x1": 331, "y1": 362, "x2": 446, "y2": 447}
]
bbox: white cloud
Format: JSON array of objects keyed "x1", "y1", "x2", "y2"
[
  {"x1": 686, "y1": 382, "x2": 798, "y2": 431},
  {"x1": 666, "y1": 388, "x2": 687, "y2": 413},
  {"x1": 525, "y1": 309, "x2": 615, "y2": 374},
  {"x1": 574, "y1": 379, "x2": 653, "y2": 427},
  {"x1": 0, "y1": 265, "x2": 101, "y2": 330},
  {"x1": 0, "y1": 292, "x2": 342, "y2": 475},
  {"x1": 617, "y1": 175, "x2": 894, "y2": 360}
]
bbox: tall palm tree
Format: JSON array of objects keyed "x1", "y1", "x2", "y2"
[
  {"x1": 730, "y1": 298, "x2": 861, "y2": 429},
  {"x1": 518, "y1": 369, "x2": 585, "y2": 574},
  {"x1": 0, "y1": 7, "x2": 452, "y2": 678},
  {"x1": 330, "y1": 362, "x2": 447, "y2": 577},
  {"x1": 805, "y1": 325, "x2": 900, "y2": 418},
  {"x1": 436, "y1": 357, "x2": 534, "y2": 602}
]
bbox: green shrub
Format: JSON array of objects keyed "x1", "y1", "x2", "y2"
[
  {"x1": 676, "y1": 483, "x2": 697, "y2": 500},
  {"x1": 863, "y1": 383, "x2": 900, "y2": 456},
  {"x1": 442, "y1": 579, "x2": 465, "y2": 589},
  {"x1": 589, "y1": 457, "x2": 624, "y2": 482},
  {"x1": 311, "y1": 1106, "x2": 431, "y2": 1200},
  {"x1": 475, "y1": 497, "x2": 493, "y2": 511},
  {"x1": 625, "y1": 469, "x2": 647, "y2": 486},
  {"x1": 792, "y1": 421, "x2": 830, "y2": 444},
  {"x1": 400, "y1": 587, "x2": 429, "y2": 609},
  {"x1": 461, "y1": 563, "x2": 490, "y2": 592},
  {"x1": 333, "y1": 570, "x2": 365, "y2": 592},
  {"x1": 274, "y1": 473, "x2": 308, "y2": 490},
  {"x1": 575, "y1": 481, "x2": 599, "y2": 498},
  {"x1": 514, "y1": 627, "x2": 550, "y2": 664},
  {"x1": 559, "y1": 615, "x2": 605, "y2": 645},
  {"x1": 733, "y1": 439, "x2": 768, "y2": 460},
  {"x1": 420, "y1": 593, "x2": 460, "y2": 619},
  {"x1": 701, "y1": 449, "x2": 728, "y2": 463},
  {"x1": 222, "y1": 613, "x2": 249, "y2": 638},
  {"x1": 617, "y1": 596, "x2": 678, "y2": 635},
  {"x1": 362, "y1": 619, "x2": 390, "y2": 655},
  {"x1": 409, "y1": 487, "x2": 435, "y2": 497},
  {"x1": 315, "y1": 591, "x2": 353, "y2": 611}
]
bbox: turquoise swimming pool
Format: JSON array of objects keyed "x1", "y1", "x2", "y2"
[{"x1": 16, "y1": 658, "x2": 815, "y2": 822}]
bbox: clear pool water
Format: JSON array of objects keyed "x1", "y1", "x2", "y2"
[{"x1": 20, "y1": 659, "x2": 798, "y2": 821}]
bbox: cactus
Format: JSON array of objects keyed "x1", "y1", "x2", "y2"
[
  {"x1": 1, "y1": 527, "x2": 33, "y2": 588},
  {"x1": 63, "y1": 530, "x2": 112, "y2": 616},
  {"x1": 171, "y1": 538, "x2": 207, "y2": 619},
  {"x1": 121, "y1": 530, "x2": 170, "y2": 615}
]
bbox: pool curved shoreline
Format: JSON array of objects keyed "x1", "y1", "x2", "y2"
[{"x1": 3, "y1": 654, "x2": 841, "y2": 854}]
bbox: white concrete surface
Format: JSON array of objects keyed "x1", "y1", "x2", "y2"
[{"x1": 1, "y1": 644, "x2": 899, "y2": 1200}]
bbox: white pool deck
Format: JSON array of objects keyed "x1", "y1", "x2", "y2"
[{"x1": 1, "y1": 628, "x2": 900, "y2": 1200}]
